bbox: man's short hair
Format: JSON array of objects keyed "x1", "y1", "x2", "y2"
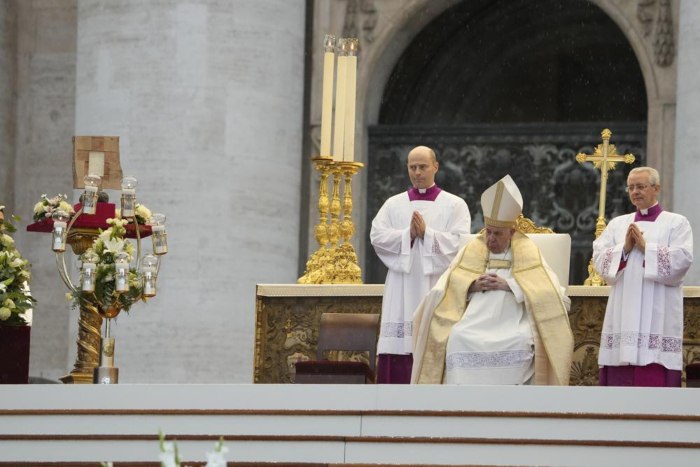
[{"x1": 629, "y1": 166, "x2": 660, "y2": 186}]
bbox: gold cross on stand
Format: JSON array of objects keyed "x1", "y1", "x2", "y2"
[{"x1": 576, "y1": 128, "x2": 635, "y2": 286}]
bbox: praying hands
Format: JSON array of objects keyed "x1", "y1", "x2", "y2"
[
  {"x1": 624, "y1": 223, "x2": 646, "y2": 254},
  {"x1": 410, "y1": 211, "x2": 426, "y2": 240}
]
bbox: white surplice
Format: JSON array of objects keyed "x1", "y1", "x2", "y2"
[
  {"x1": 593, "y1": 211, "x2": 693, "y2": 370},
  {"x1": 444, "y1": 249, "x2": 535, "y2": 385},
  {"x1": 370, "y1": 190, "x2": 471, "y2": 355}
]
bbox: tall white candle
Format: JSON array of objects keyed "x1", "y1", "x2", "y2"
[
  {"x1": 320, "y1": 35, "x2": 336, "y2": 158},
  {"x1": 332, "y1": 39, "x2": 348, "y2": 162},
  {"x1": 343, "y1": 39, "x2": 358, "y2": 162}
]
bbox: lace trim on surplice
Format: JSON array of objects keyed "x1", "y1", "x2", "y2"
[
  {"x1": 658, "y1": 246, "x2": 671, "y2": 277},
  {"x1": 601, "y1": 248, "x2": 614, "y2": 276},
  {"x1": 602, "y1": 332, "x2": 682, "y2": 353},
  {"x1": 381, "y1": 321, "x2": 413, "y2": 339},
  {"x1": 446, "y1": 349, "x2": 534, "y2": 370}
]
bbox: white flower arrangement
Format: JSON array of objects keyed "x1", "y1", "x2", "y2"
[
  {"x1": 0, "y1": 206, "x2": 35, "y2": 326},
  {"x1": 32, "y1": 193, "x2": 75, "y2": 223},
  {"x1": 73, "y1": 217, "x2": 142, "y2": 312}
]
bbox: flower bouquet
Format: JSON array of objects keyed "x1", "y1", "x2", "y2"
[
  {"x1": 70, "y1": 217, "x2": 143, "y2": 315},
  {"x1": 0, "y1": 205, "x2": 35, "y2": 384},
  {"x1": 32, "y1": 194, "x2": 74, "y2": 223},
  {"x1": 0, "y1": 206, "x2": 35, "y2": 326}
]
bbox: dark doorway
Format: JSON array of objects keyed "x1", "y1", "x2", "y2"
[{"x1": 366, "y1": 0, "x2": 647, "y2": 285}]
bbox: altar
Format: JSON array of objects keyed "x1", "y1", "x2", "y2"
[{"x1": 254, "y1": 284, "x2": 700, "y2": 385}]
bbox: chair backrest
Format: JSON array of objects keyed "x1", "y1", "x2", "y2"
[
  {"x1": 462, "y1": 232, "x2": 571, "y2": 286},
  {"x1": 316, "y1": 313, "x2": 380, "y2": 372},
  {"x1": 526, "y1": 233, "x2": 571, "y2": 286}
]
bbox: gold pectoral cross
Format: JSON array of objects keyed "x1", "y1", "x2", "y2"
[{"x1": 576, "y1": 128, "x2": 635, "y2": 286}]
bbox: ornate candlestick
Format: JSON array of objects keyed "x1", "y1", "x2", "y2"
[
  {"x1": 334, "y1": 161, "x2": 364, "y2": 283},
  {"x1": 298, "y1": 157, "x2": 334, "y2": 284}
]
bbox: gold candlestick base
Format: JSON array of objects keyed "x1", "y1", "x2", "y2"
[
  {"x1": 583, "y1": 216, "x2": 608, "y2": 286},
  {"x1": 299, "y1": 159, "x2": 364, "y2": 284}
]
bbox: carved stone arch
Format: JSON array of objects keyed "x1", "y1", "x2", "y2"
[{"x1": 587, "y1": 0, "x2": 678, "y2": 207}]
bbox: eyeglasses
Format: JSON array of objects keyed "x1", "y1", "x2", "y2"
[{"x1": 625, "y1": 184, "x2": 655, "y2": 193}]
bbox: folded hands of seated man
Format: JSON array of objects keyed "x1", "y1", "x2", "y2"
[{"x1": 469, "y1": 273, "x2": 511, "y2": 294}]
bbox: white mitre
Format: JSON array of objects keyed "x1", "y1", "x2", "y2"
[{"x1": 481, "y1": 174, "x2": 523, "y2": 228}]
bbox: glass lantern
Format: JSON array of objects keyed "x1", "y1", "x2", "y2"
[
  {"x1": 80, "y1": 251, "x2": 99, "y2": 293},
  {"x1": 51, "y1": 210, "x2": 70, "y2": 252},
  {"x1": 82, "y1": 174, "x2": 101, "y2": 215},
  {"x1": 149, "y1": 213, "x2": 168, "y2": 255},
  {"x1": 140, "y1": 254, "x2": 158, "y2": 298},
  {"x1": 120, "y1": 176, "x2": 138, "y2": 218},
  {"x1": 114, "y1": 252, "x2": 130, "y2": 292}
]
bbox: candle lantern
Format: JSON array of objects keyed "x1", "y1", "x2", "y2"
[
  {"x1": 51, "y1": 210, "x2": 70, "y2": 252},
  {"x1": 82, "y1": 175, "x2": 101, "y2": 215},
  {"x1": 120, "y1": 176, "x2": 138, "y2": 218},
  {"x1": 140, "y1": 254, "x2": 158, "y2": 298},
  {"x1": 114, "y1": 252, "x2": 130, "y2": 292},
  {"x1": 80, "y1": 251, "x2": 99, "y2": 293},
  {"x1": 149, "y1": 213, "x2": 168, "y2": 255}
]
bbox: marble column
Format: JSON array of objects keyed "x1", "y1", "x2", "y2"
[
  {"x1": 0, "y1": 2, "x2": 16, "y2": 207},
  {"x1": 12, "y1": 0, "x2": 77, "y2": 382},
  {"x1": 673, "y1": 0, "x2": 700, "y2": 285},
  {"x1": 75, "y1": 0, "x2": 306, "y2": 382}
]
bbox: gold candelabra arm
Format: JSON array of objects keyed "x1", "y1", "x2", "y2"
[{"x1": 55, "y1": 205, "x2": 88, "y2": 293}]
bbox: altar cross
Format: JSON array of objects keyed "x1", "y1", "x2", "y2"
[{"x1": 576, "y1": 128, "x2": 635, "y2": 285}]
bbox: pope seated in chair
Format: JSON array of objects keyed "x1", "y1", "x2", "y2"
[{"x1": 411, "y1": 175, "x2": 574, "y2": 385}]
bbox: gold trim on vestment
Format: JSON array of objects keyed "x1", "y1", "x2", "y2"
[
  {"x1": 487, "y1": 259, "x2": 511, "y2": 269},
  {"x1": 510, "y1": 233, "x2": 574, "y2": 385},
  {"x1": 415, "y1": 232, "x2": 573, "y2": 385},
  {"x1": 483, "y1": 216, "x2": 517, "y2": 228},
  {"x1": 415, "y1": 240, "x2": 486, "y2": 383}
]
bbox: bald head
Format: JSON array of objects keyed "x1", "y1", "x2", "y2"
[
  {"x1": 407, "y1": 146, "x2": 439, "y2": 189},
  {"x1": 408, "y1": 145, "x2": 437, "y2": 163}
]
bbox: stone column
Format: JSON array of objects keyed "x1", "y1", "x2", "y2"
[
  {"x1": 13, "y1": 0, "x2": 77, "y2": 382},
  {"x1": 0, "y1": 1, "x2": 16, "y2": 207},
  {"x1": 673, "y1": 0, "x2": 700, "y2": 285},
  {"x1": 75, "y1": 0, "x2": 306, "y2": 382}
]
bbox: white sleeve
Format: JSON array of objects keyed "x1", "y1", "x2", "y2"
[
  {"x1": 592, "y1": 218, "x2": 625, "y2": 284},
  {"x1": 421, "y1": 199, "x2": 472, "y2": 275},
  {"x1": 644, "y1": 216, "x2": 694, "y2": 286},
  {"x1": 370, "y1": 199, "x2": 413, "y2": 273}
]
